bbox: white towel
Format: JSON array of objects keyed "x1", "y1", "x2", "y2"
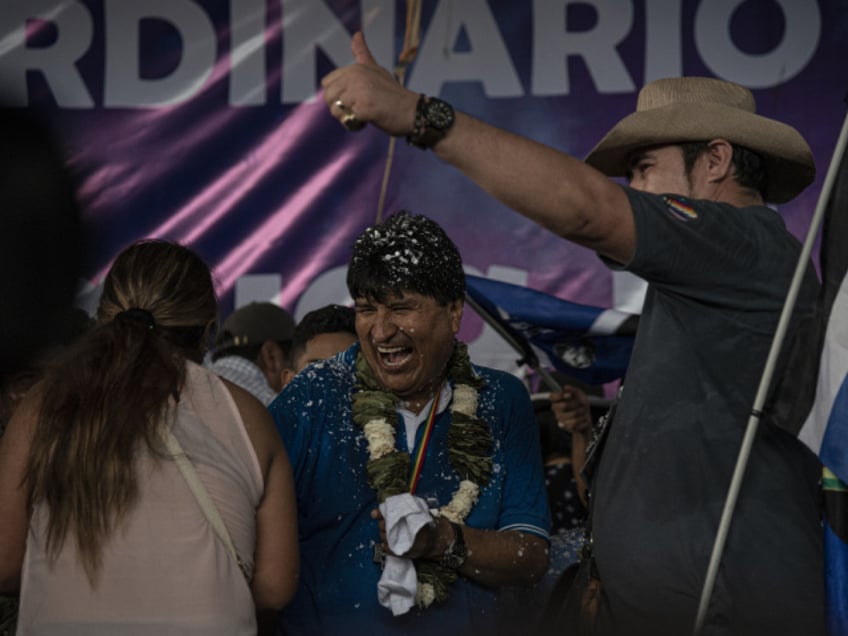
[{"x1": 376, "y1": 493, "x2": 435, "y2": 616}]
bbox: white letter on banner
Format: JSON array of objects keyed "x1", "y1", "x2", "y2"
[
  {"x1": 230, "y1": 0, "x2": 267, "y2": 106},
  {"x1": 643, "y1": 0, "x2": 682, "y2": 82},
  {"x1": 532, "y1": 0, "x2": 635, "y2": 96},
  {"x1": 280, "y1": 0, "x2": 394, "y2": 104},
  {"x1": 0, "y1": 0, "x2": 94, "y2": 107},
  {"x1": 695, "y1": 0, "x2": 819, "y2": 87},
  {"x1": 408, "y1": 0, "x2": 521, "y2": 97},
  {"x1": 104, "y1": 0, "x2": 216, "y2": 107}
]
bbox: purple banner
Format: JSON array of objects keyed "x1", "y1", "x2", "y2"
[{"x1": 2, "y1": 0, "x2": 843, "y2": 373}]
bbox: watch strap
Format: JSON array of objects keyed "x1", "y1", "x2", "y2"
[
  {"x1": 406, "y1": 94, "x2": 454, "y2": 150},
  {"x1": 439, "y1": 520, "x2": 467, "y2": 569}
]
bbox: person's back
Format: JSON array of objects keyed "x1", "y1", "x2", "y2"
[
  {"x1": 0, "y1": 240, "x2": 298, "y2": 635},
  {"x1": 18, "y1": 362, "x2": 262, "y2": 635}
]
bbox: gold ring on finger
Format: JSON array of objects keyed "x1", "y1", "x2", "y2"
[{"x1": 334, "y1": 98, "x2": 348, "y2": 111}]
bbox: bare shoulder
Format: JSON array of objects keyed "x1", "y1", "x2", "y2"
[
  {"x1": 2, "y1": 382, "x2": 44, "y2": 445},
  {"x1": 220, "y1": 378, "x2": 270, "y2": 422},
  {"x1": 219, "y1": 379, "x2": 283, "y2": 475}
]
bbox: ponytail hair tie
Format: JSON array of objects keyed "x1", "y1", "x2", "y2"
[{"x1": 116, "y1": 307, "x2": 156, "y2": 331}]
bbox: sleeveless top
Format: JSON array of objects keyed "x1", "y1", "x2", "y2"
[{"x1": 17, "y1": 361, "x2": 264, "y2": 635}]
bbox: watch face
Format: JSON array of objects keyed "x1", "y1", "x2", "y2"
[
  {"x1": 424, "y1": 99, "x2": 455, "y2": 131},
  {"x1": 453, "y1": 542, "x2": 468, "y2": 561},
  {"x1": 440, "y1": 527, "x2": 467, "y2": 569},
  {"x1": 441, "y1": 544, "x2": 467, "y2": 569},
  {"x1": 442, "y1": 554, "x2": 463, "y2": 569}
]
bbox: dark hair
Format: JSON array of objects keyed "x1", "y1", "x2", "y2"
[
  {"x1": 26, "y1": 239, "x2": 217, "y2": 583},
  {"x1": 347, "y1": 211, "x2": 465, "y2": 306},
  {"x1": 294, "y1": 304, "x2": 356, "y2": 347},
  {"x1": 289, "y1": 304, "x2": 356, "y2": 364},
  {"x1": 679, "y1": 141, "x2": 768, "y2": 199}
]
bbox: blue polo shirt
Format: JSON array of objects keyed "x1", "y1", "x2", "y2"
[{"x1": 269, "y1": 343, "x2": 549, "y2": 635}]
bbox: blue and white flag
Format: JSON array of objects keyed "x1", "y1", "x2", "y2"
[
  {"x1": 464, "y1": 274, "x2": 637, "y2": 385},
  {"x1": 795, "y1": 121, "x2": 848, "y2": 636}
]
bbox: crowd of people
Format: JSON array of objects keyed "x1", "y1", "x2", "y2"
[{"x1": 0, "y1": 27, "x2": 830, "y2": 636}]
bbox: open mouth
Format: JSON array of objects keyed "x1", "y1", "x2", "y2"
[{"x1": 377, "y1": 344, "x2": 413, "y2": 368}]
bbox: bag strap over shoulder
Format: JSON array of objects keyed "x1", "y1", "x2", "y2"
[{"x1": 160, "y1": 426, "x2": 250, "y2": 581}]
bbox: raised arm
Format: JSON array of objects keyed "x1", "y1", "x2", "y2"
[{"x1": 321, "y1": 31, "x2": 635, "y2": 264}]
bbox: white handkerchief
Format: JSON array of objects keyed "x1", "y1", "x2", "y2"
[
  {"x1": 377, "y1": 554, "x2": 419, "y2": 616},
  {"x1": 381, "y1": 493, "x2": 433, "y2": 554},
  {"x1": 376, "y1": 493, "x2": 435, "y2": 615}
]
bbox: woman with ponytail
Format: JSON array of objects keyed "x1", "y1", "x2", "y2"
[{"x1": 0, "y1": 239, "x2": 298, "y2": 635}]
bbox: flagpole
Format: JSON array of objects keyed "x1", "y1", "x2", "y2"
[
  {"x1": 693, "y1": 108, "x2": 848, "y2": 634},
  {"x1": 464, "y1": 291, "x2": 548, "y2": 380}
]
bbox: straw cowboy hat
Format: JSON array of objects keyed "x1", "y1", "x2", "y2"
[{"x1": 584, "y1": 76, "x2": 815, "y2": 203}]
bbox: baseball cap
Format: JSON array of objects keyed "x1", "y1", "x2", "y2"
[{"x1": 215, "y1": 302, "x2": 295, "y2": 351}]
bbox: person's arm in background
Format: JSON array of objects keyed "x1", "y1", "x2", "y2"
[
  {"x1": 550, "y1": 386, "x2": 592, "y2": 507},
  {"x1": 225, "y1": 381, "x2": 299, "y2": 610},
  {"x1": 320, "y1": 32, "x2": 635, "y2": 265}
]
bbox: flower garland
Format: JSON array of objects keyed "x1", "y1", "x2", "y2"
[{"x1": 352, "y1": 341, "x2": 492, "y2": 607}]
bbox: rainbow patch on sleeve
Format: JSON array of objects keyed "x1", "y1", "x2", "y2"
[{"x1": 662, "y1": 195, "x2": 698, "y2": 221}]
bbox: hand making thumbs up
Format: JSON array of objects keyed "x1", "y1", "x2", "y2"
[{"x1": 321, "y1": 31, "x2": 419, "y2": 136}]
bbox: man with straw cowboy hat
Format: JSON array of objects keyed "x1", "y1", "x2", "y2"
[{"x1": 322, "y1": 32, "x2": 825, "y2": 635}]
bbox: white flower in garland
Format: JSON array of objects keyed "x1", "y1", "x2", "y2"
[
  {"x1": 364, "y1": 418, "x2": 396, "y2": 459},
  {"x1": 439, "y1": 479, "x2": 480, "y2": 524},
  {"x1": 416, "y1": 582, "x2": 436, "y2": 608},
  {"x1": 451, "y1": 384, "x2": 478, "y2": 417}
]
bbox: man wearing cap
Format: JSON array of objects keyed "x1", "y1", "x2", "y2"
[
  {"x1": 208, "y1": 302, "x2": 296, "y2": 406},
  {"x1": 320, "y1": 33, "x2": 825, "y2": 636}
]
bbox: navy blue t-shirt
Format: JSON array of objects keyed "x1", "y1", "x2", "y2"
[{"x1": 592, "y1": 188, "x2": 824, "y2": 635}]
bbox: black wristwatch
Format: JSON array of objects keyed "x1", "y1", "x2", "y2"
[
  {"x1": 439, "y1": 521, "x2": 467, "y2": 569},
  {"x1": 406, "y1": 94, "x2": 455, "y2": 150}
]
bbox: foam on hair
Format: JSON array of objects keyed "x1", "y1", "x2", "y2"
[{"x1": 347, "y1": 211, "x2": 465, "y2": 305}]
